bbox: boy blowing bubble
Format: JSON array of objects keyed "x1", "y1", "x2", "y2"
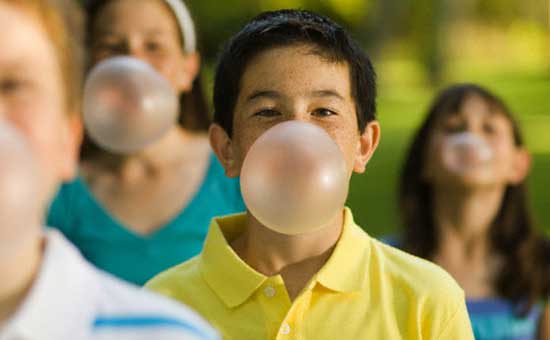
[{"x1": 147, "y1": 9, "x2": 475, "y2": 340}]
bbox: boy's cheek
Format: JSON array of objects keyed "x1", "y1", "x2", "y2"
[{"x1": 234, "y1": 129, "x2": 264, "y2": 159}]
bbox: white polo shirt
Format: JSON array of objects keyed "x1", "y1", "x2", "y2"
[{"x1": 0, "y1": 229, "x2": 219, "y2": 340}]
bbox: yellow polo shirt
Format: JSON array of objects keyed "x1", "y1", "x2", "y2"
[{"x1": 146, "y1": 208, "x2": 474, "y2": 340}]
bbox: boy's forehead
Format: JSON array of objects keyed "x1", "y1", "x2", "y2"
[
  {"x1": 237, "y1": 44, "x2": 352, "y2": 100},
  {"x1": 0, "y1": 4, "x2": 51, "y2": 63}
]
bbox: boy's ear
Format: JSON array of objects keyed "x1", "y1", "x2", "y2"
[
  {"x1": 209, "y1": 123, "x2": 239, "y2": 178},
  {"x1": 353, "y1": 121, "x2": 381, "y2": 174},
  {"x1": 508, "y1": 147, "x2": 531, "y2": 185},
  {"x1": 174, "y1": 52, "x2": 200, "y2": 92}
]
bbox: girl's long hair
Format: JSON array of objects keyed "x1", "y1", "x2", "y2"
[{"x1": 400, "y1": 83, "x2": 549, "y2": 314}]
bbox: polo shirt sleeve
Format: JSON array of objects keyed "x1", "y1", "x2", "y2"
[
  {"x1": 433, "y1": 297, "x2": 474, "y2": 340},
  {"x1": 423, "y1": 287, "x2": 475, "y2": 340}
]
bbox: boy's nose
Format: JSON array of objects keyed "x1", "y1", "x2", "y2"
[
  {"x1": 127, "y1": 47, "x2": 147, "y2": 62},
  {"x1": 283, "y1": 109, "x2": 310, "y2": 123}
]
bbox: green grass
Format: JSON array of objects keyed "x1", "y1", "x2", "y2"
[{"x1": 346, "y1": 69, "x2": 550, "y2": 237}]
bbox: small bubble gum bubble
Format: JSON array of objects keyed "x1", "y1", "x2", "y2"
[{"x1": 442, "y1": 132, "x2": 493, "y2": 175}]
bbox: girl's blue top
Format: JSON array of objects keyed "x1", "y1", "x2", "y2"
[{"x1": 47, "y1": 153, "x2": 246, "y2": 285}]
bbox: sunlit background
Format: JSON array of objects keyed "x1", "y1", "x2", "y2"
[{"x1": 189, "y1": 0, "x2": 549, "y2": 235}]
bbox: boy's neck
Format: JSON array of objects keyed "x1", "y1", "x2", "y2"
[
  {"x1": 231, "y1": 210, "x2": 344, "y2": 300},
  {"x1": 0, "y1": 236, "x2": 43, "y2": 323}
]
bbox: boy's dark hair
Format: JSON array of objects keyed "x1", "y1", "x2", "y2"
[{"x1": 213, "y1": 9, "x2": 377, "y2": 136}]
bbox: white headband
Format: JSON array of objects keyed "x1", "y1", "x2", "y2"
[{"x1": 163, "y1": 0, "x2": 196, "y2": 53}]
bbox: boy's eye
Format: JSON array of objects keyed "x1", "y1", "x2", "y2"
[
  {"x1": 441, "y1": 121, "x2": 465, "y2": 133},
  {"x1": 0, "y1": 79, "x2": 27, "y2": 95},
  {"x1": 145, "y1": 41, "x2": 164, "y2": 52},
  {"x1": 254, "y1": 109, "x2": 281, "y2": 117},
  {"x1": 96, "y1": 41, "x2": 127, "y2": 55},
  {"x1": 312, "y1": 108, "x2": 336, "y2": 117},
  {"x1": 482, "y1": 122, "x2": 496, "y2": 135}
]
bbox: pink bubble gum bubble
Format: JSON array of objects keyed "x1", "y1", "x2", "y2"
[
  {"x1": 442, "y1": 132, "x2": 493, "y2": 175},
  {"x1": 240, "y1": 121, "x2": 349, "y2": 235},
  {"x1": 83, "y1": 56, "x2": 178, "y2": 154}
]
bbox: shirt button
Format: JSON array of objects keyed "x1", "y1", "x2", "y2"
[
  {"x1": 280, "y1": 323, "x2": 291, "y2": 335},
  {"x1": 263, "y1": 285, "x2": 276, "y2": 298}
]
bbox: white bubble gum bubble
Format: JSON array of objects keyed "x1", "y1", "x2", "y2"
[
  {"x1": 83, "y1": 56, "x2": 179, "y2": 154},
  {"x1": 240, "y1": 121, "x2": 349, "y2": 235}
]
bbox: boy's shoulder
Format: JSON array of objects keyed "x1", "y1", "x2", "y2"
[
  {"x1": 366, "y1": 235, "x2": 465, "y2": 305},
  {"x1": 92, "y1": 265, "x2": 217, "y2": 340},
  {"x1": 361, "y1": 234, "x2": 473, "y2": 338},
  {"x1": 144, "y1": 256, "x2": 224, "y2": 327},
  {"x1": 145, "y1": 256, "x2": 204, "y2": 299},
  {"x1": 96, "y1": 263, "x2": 198, "y2": 312}
]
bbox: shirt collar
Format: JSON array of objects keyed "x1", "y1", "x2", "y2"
[
  {"x1": 315, "y1": 207, "x2": 370, "y2": 293},
  {"x1": 200, "y1": 213, "x2": 267, "y2": 309},
  {"x1": 200, "y1": 208, "x2": 370, "y2": 309},
  {"x1": 3, "y1": 229, "x2": 100, "y2": 340}
]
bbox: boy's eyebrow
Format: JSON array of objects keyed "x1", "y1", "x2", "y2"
[
  {"x1": 246, "y1": 90, "x2": 281, "y2": 102},
  {"x1": 310, "y1": 90, "x2": 345, "y2": 101},
  {"x1": 247, "y1": 89, "x2": 345, "y2": 102},
  {"x1": 0, "y1": 60, "x2": 31, "y2": 72}
]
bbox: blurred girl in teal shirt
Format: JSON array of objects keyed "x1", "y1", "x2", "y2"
[{"x1": 47, "y1": 0, "x2": 245, "y2": 285}]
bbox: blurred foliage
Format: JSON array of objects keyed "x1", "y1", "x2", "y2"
[
  {"x1": 188, "y1": 0, "x2": 548, "y2": 82},
  {"x1": 185, "y1": 0, "x2": 549, "y2": 234},
  {"x1": 79, "y1": 0, "x2": 549, "y2": 233},
  {"x1": 187, "y1": 0, "x2": 371, "y2": 60}
]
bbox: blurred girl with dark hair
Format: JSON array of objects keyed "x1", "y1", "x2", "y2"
[
  {"x1": 398, "y1": 83, "x2": 549, "y2": 339},
  {"x1": 47, "y1": 0, "x2": 245, "y2": 286}
]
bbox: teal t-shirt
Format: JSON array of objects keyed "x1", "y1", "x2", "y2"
[
  {"x1": 46, "y1": 153, "x2": 246, "y2": 285},
  {"x1": 467, "y1": 298, "x2": 543, "y2": 340}
]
